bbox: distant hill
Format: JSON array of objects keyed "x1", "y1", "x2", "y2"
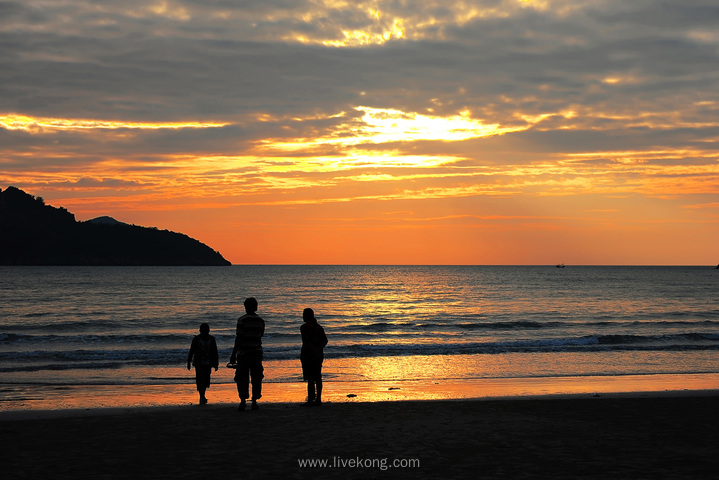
[
  {"x1": 86, "y1": 216, "x2": 127, "y2": 226},
  {"x1": 0, "y1": 186, "x2": 231, "y2": 266}
]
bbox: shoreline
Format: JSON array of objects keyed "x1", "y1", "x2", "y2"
[
  {"x1": 3, "y1": 388, "x2": 719, "y2": 422},
  {"x1": 2, "y1": 372, "x2": 718, "y2": 418}
]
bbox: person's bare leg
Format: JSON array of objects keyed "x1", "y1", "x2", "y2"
[{"x1": 314, "y1": 379, "x2": 322, "y2": 406}]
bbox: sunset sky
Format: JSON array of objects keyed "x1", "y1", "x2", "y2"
[{"x1": 2, "y1": 0, "x2": 718, "y2": 265}]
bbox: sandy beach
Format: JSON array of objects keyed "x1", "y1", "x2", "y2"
[{"x1": 3, "y1": 391, "x2": 718, "y2": 479}]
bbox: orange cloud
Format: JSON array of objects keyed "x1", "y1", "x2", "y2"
[{"x1": 0, "y1": 114, "x2": 229, "y2": 133}]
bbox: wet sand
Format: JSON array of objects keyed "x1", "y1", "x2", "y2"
[
  {"x1": 4, "y1": 372, "x2": 719, "y2": 413},
  {"x1": 3, "y1": 392, "x2": 719, "y2": 479}
]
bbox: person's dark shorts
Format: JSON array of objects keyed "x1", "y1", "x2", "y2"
[
  {"x1": 195, "y1": 365, "x2": 212, "y2": 390},
  {"x1": 301, "y1": 357, "x2": 323, "y2": 381}
]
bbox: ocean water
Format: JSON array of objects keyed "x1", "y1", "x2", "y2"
[{"x1": 1, "y1": 265, "x2": 718, "y2": 401}]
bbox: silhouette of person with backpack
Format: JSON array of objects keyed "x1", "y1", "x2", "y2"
[{"x1": 300, "y1": 308, "x2": 328, "y2": 406}]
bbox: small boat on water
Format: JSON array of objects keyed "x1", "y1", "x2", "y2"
[{"x1": 556, "y1": 263, "x2": 565, "y2": 268}]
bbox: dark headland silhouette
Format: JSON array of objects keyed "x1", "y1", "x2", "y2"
[{"x1": 0, "y1": 186, "x2": 231, "y2": 266}]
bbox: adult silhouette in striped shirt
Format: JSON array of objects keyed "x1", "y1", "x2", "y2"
[{"x1": 230, "y1": 297, "x2": 265, "y2": 411}]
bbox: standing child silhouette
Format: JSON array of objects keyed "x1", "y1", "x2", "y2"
[{"x1": 187, "y1": 322, "x2": 219, "y2": 405}]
